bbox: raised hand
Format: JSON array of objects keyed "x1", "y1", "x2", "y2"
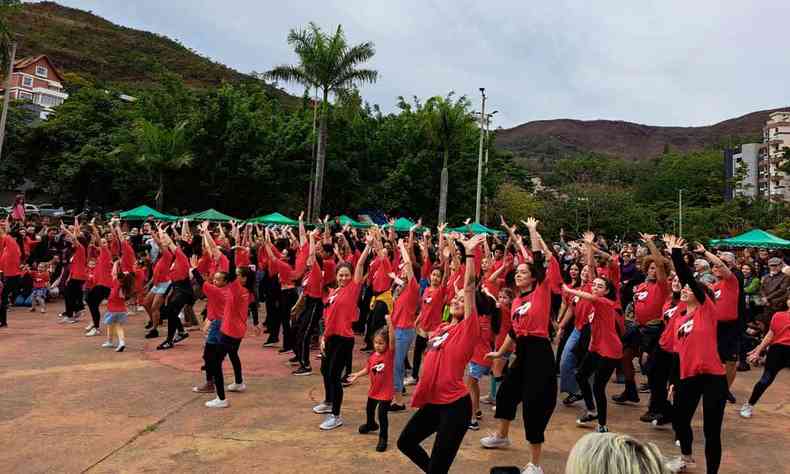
[
  {"x1": 639, "y1": 233, "x2": 655, "y2": 243},
  {"x1": 693, "y1": 242, "x2": 706, "y2": 254},
  {"x1": 523, "y1": 217, "x2": 539, "y2": 229},
  {"x1": 460, "y1": 234, "x2": 486, "y2": 252},
  {"x1": 582, "y1": 231, "x2": 595, "y2": 245}
]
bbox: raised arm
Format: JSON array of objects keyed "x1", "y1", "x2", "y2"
[
  {"x1": 694, "y1": 243, "x2": 732, "y2": 279},
  {"x1": 461, "y1": 234, "x2": 486, "y2": 318},
  {"x1": 398, "y1": 239, "x2": 415, "y2": 281},
  {"x1": 665, "y1": 235, "x2": 706, "y2": 304},
  {"x1": 640, "y1": 233, "x2": 667, "y2": 282},
  {"x1": 298, "y1": 211, "x2": 306, "y2": 246},
  {"x1": 354, "y1": 233, "x2": 373, "y2": 284}
]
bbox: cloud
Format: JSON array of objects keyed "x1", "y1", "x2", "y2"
[{"x1": 53, "y1": 0, "x2": 790, "y2": 128}]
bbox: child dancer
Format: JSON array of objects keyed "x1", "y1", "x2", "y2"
[
  {"x1": 102, "y1": 261, "x2": 136, "y2": 352},
  {"x1": 348, "y1": 315, "x2": 396, "y2": 452},
  {"x1": 30, "y1": 262, "x2": 50, "y2": 313}
]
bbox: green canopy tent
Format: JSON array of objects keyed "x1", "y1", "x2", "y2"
[
  {"x1": 118, "y1": 205, "x2": 177, "y2": 222},
  {"x1": 336, "y1": 215, "x2": 371, "y2": 228},
  {"x1": 249, "y1": 212, "x2": 299, "y2": 226},
  {"x1": 448, "y1": 222, "x2": 502, "y2": 235},
  {"x1": 383, "y1": 217, "x2": 424, "y2": 232},
  {"x1": 710, "y1": 229, "x2": 790, "y2": 249},
  {"x1": 184, "y1": 208, "x2": 238, "y2": 222}
]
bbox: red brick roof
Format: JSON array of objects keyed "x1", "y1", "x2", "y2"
[{"x1": 12, "y1": 55, "x2": 65, "y2": 83}]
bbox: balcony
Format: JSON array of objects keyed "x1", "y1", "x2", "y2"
[{"x1": 32, "y1": 87, "x2": 68, "y2": 100}]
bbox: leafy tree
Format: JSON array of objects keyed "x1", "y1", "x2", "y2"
[
  {"x1": 492, "y1": 182, "x2": 542, "y2": 224},
  {"x1": 266, "y1": 23, "x2": 377, "y2": 221},
  {"x1": 131, "y1": 120, "x2": 193, "y2": 210},
  {"x1": 0, "y1": 1, "x2": 20, "y2": 69}
]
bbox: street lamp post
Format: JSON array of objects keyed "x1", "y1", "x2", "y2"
[
  {"x1": 678, "y1": 189, "x2": 683, "y2": 238},
  {"x1": 475, "y1": 88, "x2": 486, "y2": 223}
]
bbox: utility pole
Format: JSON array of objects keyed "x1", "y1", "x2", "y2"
[
  {"x1": 474, "y1": 87, "x2": 486, "y2": 223},
  {"x1": 306, "y1": 87, "x2": 318, "y2": 222},
  {"x1": 482, "y1": 110, "x2": 497, "y2": 225},
  {"x1": 678, "y1": 189, "x2": 683, "y2": 238},
  {"x1": 0, "y1": 41, "x2": 17, "y2": 161}
]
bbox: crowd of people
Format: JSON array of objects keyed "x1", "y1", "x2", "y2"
[{"x1": 1, "y1": 207, "x2": 789, "y2": 474}]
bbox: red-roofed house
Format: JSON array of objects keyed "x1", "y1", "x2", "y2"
[{"x1": 1, "y1": 55, "x2": 69, "y2": 118}]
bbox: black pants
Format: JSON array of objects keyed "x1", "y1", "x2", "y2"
[
  {"x1": 748, "y1": 344, "x2": 790, "y2": 405},
  {"x1": 0, "y1": 275, "x2": 21, "y2": 325},
  {"x1": 576, "y1": 352, "x2": 618, "y2": 426},
  {"x1": 64, "y1": 278, "x2": 85, "y2": 317},
  {"x1": 412, "y1": 334, "x2": 428, "y2": 380},
  {"x1": 354, "y1": 284, "x2": 373, "y2": 334},
  {"x1": 675, "y1": 374, "x2": 726, "y2": 474},
  {"x1": 494, "y1": 336, "x2": 557, "y2": 444},
  {"x1": 295, "y1": 296, "x2": 323, "y2": 368},
  {"x1": 86, "y1": 285, "x2": 111, "y2": 329},
  {"x1": 211, "y1": 333, "x2": 243, "y2": 400},
  {"x1": 203, "y1": 343, "x2": 217, "y2": 383},
  {"x1": 321, "y1": 335, "x2": 354, "y2": 416},
  {"x1": 648, "y1": 347, "x2": 676, "y2": 416},
  {"x1": 161, "y1": 289, "x2": 192, "y2": 342},
  {"x1": 268, "y1": 287, "x2": 297, "y2": 349},
  {"x1": 397, "y1": 395, "x2": 472, "y2": 474},
  {"x1": 366, "y1": 397, "x2": 391, "y2": 441},
  {"x1": 365, "y1": 299, "x2": 389, "y2": 346},
  {"x1": 262, "y1": 273, "x2": 281, "y2": 334}
]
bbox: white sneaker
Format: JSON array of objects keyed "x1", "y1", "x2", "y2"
[
  {"x1": 227, "y1": 383, "x2": 247, "y2": 392},
  {"x1": 40, "y1": 308, "x2": 46, "y2": 314},
  {"x1": 522, "y1": 463, "x2": 544, "y2": 474},
  {"x1": 319, "y1": 414, "x2": 343, "y2": 430},
  {"x1": 101, "y1": 341, "x2": 115, "y2": 348},
  {"x1": 480, "y1": 433, "x2": 511, "y2": 449},
  {"x1": 403, "y1": 376, "x2": 418, "y2": 386},
  {"x1": 205, "y1": 397, "x2": 229, "y2": 408},
  {"x1": 675, "y1": 439, "x2": 680, "y2": 447},
  {"x1": 85, "y1": 328, "x2": 100, "y2": 337},
  {"x1": 313, "y1": 402, "x2": 332, "y2": 414},
  {"x1": 137, "y1": 305, "x2": 145, "y2": 312},
  {"x1": 65, "y1": 317, "x2": 78, "y2": 324},
  {"x1": 85, "y1": 323, "x2": 94, "y2": 331},
  {"x1": 665, "y1": 455, "x2": 695, "y2": 472},
  {"x1": 740, "y1": 403, "x2": 753, "y2": 418}
]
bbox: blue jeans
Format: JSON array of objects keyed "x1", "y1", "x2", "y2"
[
  {"x1": 394, "y1": 327, "x2": 416, "y2": 393},
  {"x1": 560, "y1": 328, "x2": 581, "y2": 394}
]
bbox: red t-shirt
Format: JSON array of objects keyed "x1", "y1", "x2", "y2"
[
  {"x1": 32, "y1": 270, "x2": 49, "y2": 288},
  {"x1": 121, "y1": 241, "x2": 136, "y2": 274},
  {"x1": 471, "y1": 314, "x2": 494, "y2": 367},
  {"x1": 211, "y1": 253, "x2": 230, "y2": 276},
  {"x1": 659, "y1": 301, "x2": 685, "y2": 353},
  {"x1": 411, "y1": 310, "x2": 481, "y2": 408},
  {"x1": 256, "y1": 246, "x2": 269, "y2": 272},
  {"x1": 169, "y1": 248, "x2": 190, "y2": 282},
  {"x1": 634, "y1": 279, "x2": 670, "y2": 325},
  {"x1": 302, "y1": 260, "x2": 323, "y2": 299},
  {"x1": 323, "y1": 281, "x2": 362, "y2": 338},
  {"x1": 203, "y1": 282, "x2": 228, "y2": 320},
  {"x1": 235, "y1": 247, "x2": 251, "y2": 268},
  {"x1": 152, "y1": 248, "x2": 173, "y2": 285},
  {"x1": 392, "y1": 278, "x2": 420, "y2": 329},
  {"x1": 220, "y1": 279, "x2": 250, "y2": 339},
  {"x1": 495, "y1": 304, "x2": 512, "y2": 349},
  {"x1": 84, "y1": 268, "x2": 96, "y2": 290},
  {"x1": 95, "y1": 247, "x2": 113, "y2": 288},
  {"x1": 367, "y1": 349, "x2": 395, "y2": 401},
  {"x1": 418, "y1": 285, "x2": 447, "y2": 333},
  {"x1": 70, "y1": 243, "x2": 88, "y2": 281},
  {"x1": 769, "y1": 311, "x2": 790, "y2": 347},
  {"x1": 573, "y1": 282, "x2": 594, "y2": 331},
  {"x1": 0, "y1": 235, "x2": 21, "y2": 277},
  {"x1": 712, "y1": 273, "x2": 739, "y2": 322},
  {"x1": 322, "y1": 258, "x2": 337, "y2": 295},
  {"x1": 511, "y1": 254, "x2": 561, "y2": 339},
  {"x1": 23, "y1": 236, "x2": 37, "y2": 257},
  {"x1": 588, "y1": 297, "x2": 623, "y2": 359},
  {"x1": 107, "y1": 279, "x2": 127, "y2": 313},
  {"x1": 370, "y1": 256, "x2": 393, "y2": 294},
  {"x1": 675, "y1": 298, "x2": 726, "y2": 379}
]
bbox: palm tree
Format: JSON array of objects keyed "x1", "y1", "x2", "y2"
[
  {"x1": 422, "y1": 93, "x2": 475, "y2": 224},
  {"x1": 134, "y1": 119, "x2": 193, "y2": 211},
  {"x1": 266, "y1": 23, "x2": 377, "y2": 220}
]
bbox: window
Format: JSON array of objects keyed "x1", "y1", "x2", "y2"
[
  {"x1": 17, "y1": 91, "x2": 33, "y2": 101},
  {"x1": 22, "y1": 75, "x2": 33, "y2": 87},
  {"x1": 35, "y1": 65, "x2": 48, "y2": 78}
]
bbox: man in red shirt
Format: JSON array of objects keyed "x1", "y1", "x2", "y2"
[{"x1": 0, "y1": 223, "x2": 22, "y2": 327}]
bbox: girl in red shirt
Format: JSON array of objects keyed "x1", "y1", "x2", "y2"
[
  {"x1": 649, "y1": 273, "x2": 683, "y2": 427},
  {"x1": 666, "y1": 236, "x2": 727, "y2": 474},
  {"x1": 389, "y1": 238, "x2": 421, "y2": 411},
  {"x1": 741, "y1": 296, "x2": 790, "y2": 418},
  {"x1": 85, "y1": 220, "x2": 114, "y2": 337},
  {"x1": 486, "y1": 287, "x2": 513, "y2": 406},
  {"x1": 100, "y1": 261, "x2": 136, "y2": 352},
  {"x1": 60, "y1": 218, "x2": 88, "y2": 324},
  {"x1": 397, "y1": 234, "x2": 485, "y2": 474},
  {"x1": 411, "y1": 265, "x2": 447, "y2": 386},
  {"x1": 562, "y1": 276, "x2": 623, "y2": 434},
  {"x1": 347, "y1": 312, "x2": 396, "y2": 452},
  {"x1": 30, "y1": 262, "x2": 50, "y2": 314}
]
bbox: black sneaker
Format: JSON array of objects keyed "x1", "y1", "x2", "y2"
[
  {"x1": 292, "y1": 366, "x2": 312, "y2": 376},
  {"x1": 358, "y1": 423, "x2": 379, "y2": 434},
  {"x1": 577, "y1": 412, "x2": 598, "y2": 425},
  {"x1": 639, "y1": 383, "x2": 650, "y2": 393},
  {"x1": 173, "y1": 332, "x2": 189, "y2": 344},
  {"x1": 562, "y1": 393, "x2": 584, "y2": 406},
  {"x1": 726, "y1": 391, "x2": 736, "y2": 404},
  {"x1": 612, "y1": 390, "x2": 640, "y2": 404},
  {"x1": 156, "y1": 341, "x2": 174, "y2": 351},
  {"x1": 145, "y1": 321, "x2": 153, "y2": 330},
  {"x1": 475, "y1": 410, "x2": 483, "y2": 420},
  {"x1": 737, "y1": 362, "x2": 751, "y2": 372},
  {"x1": 469, "y1": 420, "x2": 480, "y2": 431},
  {"x1": 596, "y1": 425, "x2": 609, "y2": 433},
  {"x1": 639, "y1": 411, "x2": 657, "y2": 423},
  {"x1": 278, "y1": 347, "x2": 292, "y2": 354},
  {"x1": 389, "y1": 403, "x2": 406, "y2": 412},
  {"x1": 144, "y1": 329, "x2": 159, "y2": 339},
  {"x1": 376, "y1": 437, "x2": 387, "y2": 452},
  {"x1": 652, "y1": 414, "x2": 672, "y2": 427},
  {"x1": 288, "y1": 356, "x2": 299, "y2": 364}
]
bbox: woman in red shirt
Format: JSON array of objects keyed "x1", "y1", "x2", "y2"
[
  {"x1": 397, "y1": 234, "x2": 485, "y2": 474},
  {"x1": 649, "y1": 273, "x2": 683, "y2": 428},
  {"x1": 100, "y1": 261, "x2": 136, "y2": 352},
  {"x1": 740, "y1": 295, "x2": 790, "y2": 418},
  {"x1": 311, "y1": 231, "x2": 372, "y2": 430},
  {"x1": 0, "y1": 223, "x2": 22, "y2": 327},
  {"x1": 204, "y1": 265, "x2": 256, "y2": 408},
  {"x1": 562, "y1": 276, "x2": 623, "y2": 434},
  {"x1": 389, "y1": 238, "x2": 421, "y2": 411},
  {"x1": 411, "y1": 264, "x2": 448, "y2": 386},
  {"x1": 60, "y1": 218, "x2": 89, "y2": 324},
  {"x1": 85, "y1": 221, "x2": 114, "y2": 337},
  {"x1": 665, "y1": 235, "x2": 727, "y2": 474}
]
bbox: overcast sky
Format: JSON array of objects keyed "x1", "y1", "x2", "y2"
[{"x1": 49, "y1": 0, "x2": 790, "y2": 128}]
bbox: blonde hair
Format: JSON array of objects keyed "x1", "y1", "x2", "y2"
[{"x1": 565, "y1": 433, "x2": 669, "y2": 474}]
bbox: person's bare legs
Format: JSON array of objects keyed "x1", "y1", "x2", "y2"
[{"x1": 530, "y1": 443, "x2": 543, "y2": 466}]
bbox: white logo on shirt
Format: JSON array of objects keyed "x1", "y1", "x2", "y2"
[
  {"x1": 678, "y1": 319, "x2": 694, "y2": 339},
  {"x1": 515, "y1": 301, "x2": 531, "y2": 317},
  {"x1": 663, "y1": 306, "x2": 678, "y2": 320},
  {"x1": 327, "y1": 292, "x2": 338, "y2": 306},
  {"x1": 424, "y1": 296, "x2": 432, "y2": 305},
  {"x1": 372, "y1": 362, "x2": 385, "y2": 373},
  {"x1": 588, "y1": 311, "x2": 595, "y2": 323},
  {"x1": 714, "y1": 289, "x2": 722, "y2": 300},
  {"x1": 572, "y1": 296, "x2": 580, "y2": 305},
  {"x1": 430, "y1": 332, "x2": 450, "y2": 348},
  {"x1": 636, "y1": 291, "x2": 648, "y2": 301}
]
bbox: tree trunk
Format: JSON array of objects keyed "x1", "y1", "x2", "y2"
[
  {"x1": 438, "y1": 148, "x2": 449, "y2": 224},
  {"x1": 313, "y1": 90, "x2": 329, "y2": 221},
  {"x1": 156, "y1": 172, "x2": 164, "y2": 211}
]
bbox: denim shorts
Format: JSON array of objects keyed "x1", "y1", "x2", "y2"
[
  {"x1": 206, "y1": 319, "x2": 222, "y2": 345},
  {"x1": 151, "y1": 281, "x2": 171, "y2": 295},
  {"x1": 104, "y1": 312, "x2": 128, "y2": 325},
  {"x1": 467, "y1": 361, "x2": 491, "y2": 380},
  {"x1": 32, "y1": 288, "x2": 48, "y2": 299}
]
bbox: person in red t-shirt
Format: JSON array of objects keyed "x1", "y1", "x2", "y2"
[
  {"x1": 191, "y1": 260, "x2": 229, "y2": 395},
  {"x1": 397, "y1": 234, "x2": 484, "y2": 474},
  {"x1": 0, "y1": 222, "x2": 22, "y2": 327},
  {"x1": 30, "y1": 262, "x2": 50, "y2": 314},
  {"x1": 649, "y1": 273, "x2": 683, "y2": 427},
  {"x1": 563, "y1": 276, "x2": 623, "y2": 433},
  {"x1": 60, "y1": 218, "x2": 89, "y2": 323},
  {"x1": 347, "y1": 312, "x2": 396, "y2": 452},
  {"x1": 85, "y1": 219, "x2": 114, "y2": 337},
  {"x1": 389, "y1": 238, "x2": 421, "y2": 411},
  {"x1": 101, "y1": 261, "x2": 136, "y2": 353},
  {"x1": 557, "y1": 261, "x2": 586, "y2": 406},
  {"x1": 741, "y1": 296, "x2": 790, "y2": 418},
  {"x1": 486, "y1": 287, "x2": 513, "y2": 407},
  {"x1": 311, "y1": 231, "x2": 372, "y2": 430}
]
